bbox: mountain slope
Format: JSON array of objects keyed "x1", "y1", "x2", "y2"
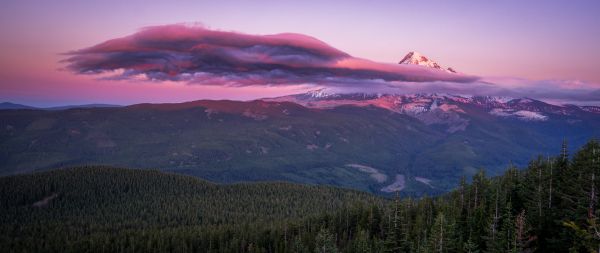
[
  {"x1": 0, "y1": 101, "x2": 444, "y2": 194},
  {"x1": 0, "y1": 97, "x2": 598, "y2": 195}
]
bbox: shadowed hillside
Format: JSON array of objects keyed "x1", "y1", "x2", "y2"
[{"x1": 1, "y1": 99, "x2": 598, "y2": 195}]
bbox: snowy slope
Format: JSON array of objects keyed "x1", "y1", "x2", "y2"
[
  {"x1": 265, "y1": 89, "x2": 600, "y2": 132},
  {"x1": 398, "y1": 51, "x2": 456, "y2": 73}
]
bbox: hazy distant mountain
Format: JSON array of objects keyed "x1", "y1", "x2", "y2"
[
  {"x1": 45, "y1": 104, "x2": 122, "y2": 110},
  {"x1": 0, "y1": 102, "x2": 37, "y2": 110},
  {"x1": 1, "y1": 94, "x2": 598, "y2": 195},
  {"x1": 0, "y1": 102, "x2": 121, "y2": 110},
  {"x1": 398, "y1": 51, "x2": 457, "y2": 73}
]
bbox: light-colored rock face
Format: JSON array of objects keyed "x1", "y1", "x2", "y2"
[
  {"x1": 381, "y1": 174, "x2": 406, "y2": 192},
  {"x1": 490, "y1": 109, "x2": 548, "y2": 121},
  {"x1": 346, "y1": 164, "x2": 388, "y2": 183},
  {"x1": 415, "y1": 177, "x2": 434, "y2": 188}
]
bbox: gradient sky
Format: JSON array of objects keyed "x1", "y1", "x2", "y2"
[{"x1": 1, "y1": 0, "x2": 599, "y2": 107}]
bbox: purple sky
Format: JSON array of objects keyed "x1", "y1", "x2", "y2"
[{"x1": 1, "y1": 0, "x2": 599, "y2": 106}]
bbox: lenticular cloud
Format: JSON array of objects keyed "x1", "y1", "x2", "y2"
[{"x1": 64, "y1": 24, "x2": 478, "y2": 86}]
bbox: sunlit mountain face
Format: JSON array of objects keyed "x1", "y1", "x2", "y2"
[{"x1": 398, "y1": 51, "x2": 457, "y2": 73}]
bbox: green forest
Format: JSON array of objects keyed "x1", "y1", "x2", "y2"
[{"x1": 1, "y1": 139, "x2": 599, "y2": 252}]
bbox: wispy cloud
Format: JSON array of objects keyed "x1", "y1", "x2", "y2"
[
  {"x1": 479, "y1": 77, "x2": 600, "y2": 105},
  {"x1": 63, "y1": 24, "x2": 477, "y2": 86},
  {"x1": 320, "y1": 78, "x2": 600, "y2": 105}
]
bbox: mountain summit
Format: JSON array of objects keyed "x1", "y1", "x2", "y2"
[{"x1": 399, "y1": 51, "x2": 456, "y2": 73}]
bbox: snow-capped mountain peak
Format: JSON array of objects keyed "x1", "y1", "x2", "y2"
[
  {"x1": 305, "y1": 88, "x2": 331, "y2": 98},
  {"x1": 399, "y1": 51, "x2": 456, "y2": 73}
]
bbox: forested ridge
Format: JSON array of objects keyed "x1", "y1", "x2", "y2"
[
  {"x1": 0, "y1": 167, "x2": 384, "y2": 252},
  {"x1": 3, "y1": 99, "x2": 599, "y2": 195},
  {"x1": 1, "y1": 139, "x2": 600, "y2": 252}
]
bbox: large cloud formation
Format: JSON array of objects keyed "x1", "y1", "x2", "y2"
[
  {"x1": 64, "y1": 24, "x2": 600, "y2": 105},
  {"x1": 64, "y1": 25, "x2": 477, "y2": 86}
]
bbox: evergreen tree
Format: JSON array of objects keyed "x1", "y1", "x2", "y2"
[
  {"x1": 292, "y1": 239, "x2": 309, "y2": 253},
  {"x1": 498, "y1": 202, "x2": 516, "y2": 253},
  {"x1": 464, "y1": 238, "x2": 480, "y2": 253},
  {"x1": 315, "y1": 228, "x2": 338, "y2": 253},
  {"x1": 514, "y1": 209, "x2": 534, "y2": 253},
  {"x1": 429, "y1": 212, "x2": 456, "y2": 253},
  {"x1": 354, "y1": 229, "x2": 371, "y2": 253}
]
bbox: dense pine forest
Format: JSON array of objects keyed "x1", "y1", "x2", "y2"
[{"x1": 1, "y1": 139, "x2": 599, "y2": 252}]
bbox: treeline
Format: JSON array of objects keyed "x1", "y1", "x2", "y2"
[{"x1": 1, "y1": 139, "x2": 599, "y2": 252}]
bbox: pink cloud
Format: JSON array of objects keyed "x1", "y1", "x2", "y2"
[{"x1": 63, "y1": 24, "x2": 478, "y2": 86}]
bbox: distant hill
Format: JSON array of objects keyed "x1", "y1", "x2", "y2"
[
  {"x1": 0, "y1": 102, "x2": 121, "y2": 110},
  {"x1": 0, "y1": 102, "x2": 37, "y2": 110},
  {"x1": 45, "y1": 104, "x2": 122, "y2": 110}
]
